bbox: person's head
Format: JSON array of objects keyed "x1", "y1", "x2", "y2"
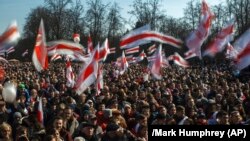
[
  {"x1": 78, "y1": 94, "x2": 87, "y2": 103},
  {"x1": 158, "y1": 106, "x2": 167, "y2": 116},
  {"x1": 216, "y1": 110, "x2": 229, "y2": 125},
  {"x1": 176, "y1": 105, "x2": 185, "y2": 118},
  {"x1": 0, "y1": 122, "x2": 12, "y2": 139},
  {"x1": 31, "y1": 89, "x2": 38, "y2": 98},
  {"x1": 44, "y1": 135, "x2": 57, "y2": 141},
  {"x1": 53, "y1": 116, "x2": 64, "y2": 131},
  {"x1": 230, "y1": 111, "x2": 242, "y2": 124},
  {"x1": 79, "y1": 122, "x2": 95, "y2": 138},
  {"x1": 89, "y1": 114, "x2": 97, "y2": 125},
  {"x1": 137, "y1": 125, "x2": 148, "y2": 138},
  {"x1": 64, "y1": 106, "x2": 73, "y2": 120},
  {"x1": 168, "y1": 104, "x2": 176, "y2": 116},
  {"x1": 50, "y1": 128, "x2": 61, "y2": 139},
  {"x1": 137, "y1": 114, "x2": 147, "y2": 126},
  {"x1": 97, "y1": 103, "x2": 105, "y2": 111},
  {"x1": 106, "y1": 123, "x2": 123, "y2": 138},
  {"x1": 124, "y1": 103, "x2": 132, "y2": 114},
  {"x1": 141, "y1": 106, "x2": 150, "y2": 118},
  {"x1": 86, "y1": 99, "x2": 94, "y2": 108},
  {"x1": 13, "y1": 112, "x2": 22, "y2": 122},
  {"x1": 183, "y1": 118, "x2": 194, "y2": 125},
  {"x1": 74, "y1": 136, "x2": 85, "y2": 141},
  {"x1": 16, "y1": 126, "x2": 28, "y2": 138}
]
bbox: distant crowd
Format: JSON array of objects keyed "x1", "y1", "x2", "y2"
[{"x1": 0, "y1": 61, "x2": 250, "y2": 141}]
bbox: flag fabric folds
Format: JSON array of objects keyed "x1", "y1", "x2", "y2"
[
  {"x1": 203, "y1": 21, "x2": 234, "y2": 57},
  {"x1": 32, "y1": 19, "x2": 48, "y2": 72},
  {"x1": 0, "y1": 21, "x2": 20, "y2": 50},
  {"x1": 74, "y1": 46, "x2": 99, "y2": 95},
  {"x1": 185, "y1": 0, "x2": 214, "y2": 59}
]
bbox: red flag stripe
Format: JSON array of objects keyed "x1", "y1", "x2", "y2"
[{"x1": 120, "y1": 32, "x2": 182, "y2": 48}]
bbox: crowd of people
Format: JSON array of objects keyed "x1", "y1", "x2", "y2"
[{"x1": 0, "y1": 60, "x2": 250, "y2": 141}]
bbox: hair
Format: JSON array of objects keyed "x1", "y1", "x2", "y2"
[
  {"x1": 176, "y1": 105, "x2": 185, "y2": 112},
  {"x1": 0, "y1": 122, "x2": 12, "y2": 138},
  {"x1": 74, "y1": 136, "x2": 86, "y2": 141},
  {"x1": 44, "y1": 135, "x2": 56, "y2": 141}
]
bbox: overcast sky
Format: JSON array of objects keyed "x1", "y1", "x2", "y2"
[{"x1": 0, "y1": 0, "x2": 226, "y2": 34}]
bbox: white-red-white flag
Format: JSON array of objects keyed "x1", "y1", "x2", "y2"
[
  {"x1": 37, "y1": 97, "x2": 44, "y2": 125},
  {"x1": 120, "y1": 51, "x2": 129, "y2": 75},
  {"x1": 98, "y1": 38, "x2": 110, "y2": 61},
  {"x1": 74, "y1": 45, "x2": 99, "y2": 95},
  {"x1": 147, "y1": 44, "x2": 156, "y2": 54},
  {"x1": 47, "y1": 40, "x2": 84, "y2": 56},
  {"x1": 50, "y1": 54, "x2": 62, "y2": 61},
  {"x1": 32, "y1": 19, "x2": 48, "y2": 72},
  {"x1": 66, "y1": 60, "x2": 75, "y2": 88},
  {"x1": 0, "y1": 21, "x2": 20, "y2": 50},
  {"x1": 150, "y1": 44, "x2": 162, "y2": 80},
  {"x1": 125, "y1": 46, "x2": 139, "y2": 55},
  {"x1": 234, "y1": 43, "x2": 250, "y2": 70},
  {"x1": 136, "y1": 50, "x2": 147, "y2": 62},
  {"x1": 185, "y1": 0, "x2": 214, "y2": 59},
  {"x1": 169, "y1": 52, "x2": 189, "y2": 68},
  {"x1": 87, "y1": 34, "x2": 94, "y2": 54},
  {"x1": 233, "y1": 28, "x2": 250, "y2": 53},
  {"x1": 203, "y1": 21, "x2": 234, "y2": 57},
  {"x1": 109, "y1": 47, "x2": 116, "y2": 54},
  {"x1": 120, "y1": 30, "x2": 182, "y2": 49}
]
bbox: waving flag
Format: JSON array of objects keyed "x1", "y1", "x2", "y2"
[
  {"x1": 50, "y1": 54, "x2": 62, "y2": 61},
  {"x1": 87, "y1": 34, "x2": 94, "y2": 54},
  {"x1": 137, "y1": 50, "x2": 147, "y2": 62},
  {"x1": 0, "y1": 21, "x2": 20, "y2": 50},
  {"x1": 120, "y1": 25, "x2": 151, "y2": 49},
  {"x1": 226, "y1": 43, "x2": 238, "y2": 59},
  {"x1": 47, "y1": 40, "x2": 84, "y2": 56},
  {"x1": 125, "y1": 46, "x2": 139, "y2": 55},
  {"x1": 66, "y1": 60, "x2": 75, "y2": 88},
  {"x1": 147, "y1": 44, "x2": 156, "y2": 54},
  {"x1": 169, "y1": 52, "x2": 189, "y2": 68},
  {"x1": 98, "y1": 38, "x2": 110, "y2": 61},
  {"x1": 120, "y1": 51, "x2": 129, "y2": 75},
  {"x1": 233, "y1": 28, "x2": 250, "y2": 70},
  {"x1": 0, "y1": 46, "x2": 15, "y2": 56},
  {"x1": 203, "y1": 21, "x2": 234, "y2": 57},
  {"x1": 37, "y1": 97, "x2": 44, "y2": 125},
  {"x1": 74, "y1": 46, "x2": 99, "y2": 95},
  {"x1": 234, "y1": 43, "x2": 250, "y2": 70},
  {"x1": 22, "y1": 49, "x2": 28, "y2": 57},
  {"x1": 120, "y1": 30, "x2": 182, "y2": 49},
  {"x1": 150, "y1": 44, "x2": 162, "y2": 80},
  {"x1": 109, "y1": 47, "x2": 116, "y2": 54},
  {"x1": 32, "y1": 19, "x2": 48, "y2": 72},
  {"x1": 233, "y1": 28, "x2": 250, "y2": 53},
  {"x1": 185, "y1": 0, "x2": 214, "y2": 59}
]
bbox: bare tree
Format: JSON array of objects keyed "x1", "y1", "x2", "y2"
[
  {"x1": 226, "y1": 0, "x2": 250, "y2": 36},
  {"x1": 183, "y1": 0, "x2": 201, "y2": 30},
  {"x1": 106, "y1": 2, "x2": 125, "y2": 46},
  {"x1": 129, "y1": 0, "x2": 164, "y2": 30},
  {"x1": 24, "y1": 7, "x2": 51, "y2": 39},
  {"x1": 85, "y1": 0, "x2": 109, "y2": 46}
]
